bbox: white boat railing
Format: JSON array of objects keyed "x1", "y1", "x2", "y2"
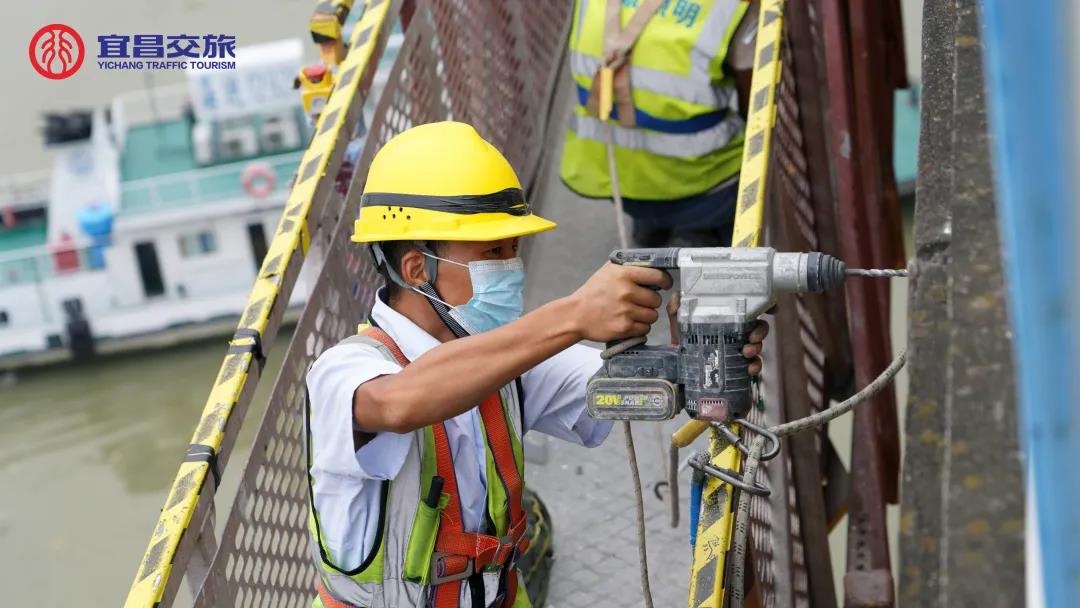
[
  {"x1": 120, "y1": 149, "x2": 305, "y2": 214},
  {"x1": 0, "y1": 237, "x2": 104, "y2": 288}
]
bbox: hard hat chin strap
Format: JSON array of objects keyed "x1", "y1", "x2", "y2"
[
  {"x1": 370, "y1": 242, "x2": 469, "y2": 339},
  {"x1": 413, "y1": 282, "x2": 470, "y2": 338},
  {"x1": 370, "y1": 242, "x2": 440, "y2": 288}
]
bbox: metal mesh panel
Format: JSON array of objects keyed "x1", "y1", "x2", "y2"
[{"x1": 190, "y1": 2, "x2": 573, "y2": 606}]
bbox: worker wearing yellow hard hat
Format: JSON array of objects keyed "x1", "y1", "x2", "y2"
[
  {"x1": 304, "y1": 121, "x2": 766, "y2": 608},
  {"x1": 354, "y1": 121, "x2": 557, "y2": 244}
]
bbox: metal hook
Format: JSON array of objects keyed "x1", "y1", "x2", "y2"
[
  {"x1": 736, "y1": 418, "x2": 782, "y2": 461},
  {"x1": 687, "y1": 454, "x2": 771, "y2": 497},
  {"x1": 713, "y1": 423, "x2": 750, "y2": 455},
  {"x1": 711, "y1": 419, "x2": 782, "y2": 462}
]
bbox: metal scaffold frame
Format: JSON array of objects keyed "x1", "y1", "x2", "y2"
[{"x1": 122, "y1": 0, "x2": 910, "y2": 605}]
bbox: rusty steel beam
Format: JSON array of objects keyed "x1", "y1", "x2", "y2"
[
  {"x1": 763, "y1": 6, "x2": 889, "y2": 603},
  {"x1": 817, "y1": 0, "x2": 906, "y2": 605},
  {"x1": 769, "y1": 34, "x2": 835, "y2": 608},
  {"x1": 846, "y1": 0, "x2": 904, "y2": 506}
]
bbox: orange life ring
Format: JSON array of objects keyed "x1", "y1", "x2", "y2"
[{"x1": 242, "y1": 162, "x2": 276, "y2": 198}]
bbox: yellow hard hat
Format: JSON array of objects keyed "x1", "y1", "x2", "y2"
[{"x1": 352, "y1": 121, "x2": 557, "y2": 243}]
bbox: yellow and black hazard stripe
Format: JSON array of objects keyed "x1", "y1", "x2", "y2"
[
  {"x1": 123, "y1": 2, "x2": 398, "y2": 606},
  {"x1": 730, "y1": 0, "x2": 785, "y2": 250},
  {"x1": 689, "y1": 0, "x2": 785, "y2": 606},
  {"x1": 687, "y1": 429, "x2": 744, "y2": 608}
]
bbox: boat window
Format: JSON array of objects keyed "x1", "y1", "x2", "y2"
[
  {"x1": 179, "y1": 230, "x2": 218, "y2": 257},
  {"x1": 259, "y1": 112, "x2": 300, "y2": 153},
  {"x1": 0, "y1": 310, "x2": 8, "y2": 327},
  {"x1": 219, "y1": 118, "x2": 258, "y2": 160},
  {"x1": 225, "y1": 138, "x2": 245, "y2": 157}
]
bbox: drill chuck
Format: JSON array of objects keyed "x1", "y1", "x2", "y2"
[
  {"x1": 771, "y1": 251, "x2": 847, "y2": 295},
  {"x1": 805, "y1": 252, "x2": 848, "y2": 292}
]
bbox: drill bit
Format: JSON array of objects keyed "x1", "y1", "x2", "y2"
[{"x1": 846, "y1": 268, "x2": 909, "y2": 278}]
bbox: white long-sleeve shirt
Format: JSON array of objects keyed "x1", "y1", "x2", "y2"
[{"x1": 305, "y1": 289, "x2": 611, "y2": 571}]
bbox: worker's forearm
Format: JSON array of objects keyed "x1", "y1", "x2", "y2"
[{"x1": 354, "y1": 296, "x2": 584, "y2": 432}]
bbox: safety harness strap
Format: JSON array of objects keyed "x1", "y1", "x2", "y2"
[
  {"x1": 603, "y1": 0, "x2": 666, "y2": 65},
  {"x1": 475, "y1": 392, "x2": 528, "y2": 607},
  {"x1": 359, "y1": 326, "x2": 409, "y2": 365},
  {"x1": 476, "y1": 392, "x2": 527, "y2": 551},
  {"x1": 358, "y1": 326, "x2": 527, "y2": 608}
]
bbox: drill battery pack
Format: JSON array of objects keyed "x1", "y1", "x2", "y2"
[{"x1": 586, "y1": 376, "x2": 681, "y2": 421}]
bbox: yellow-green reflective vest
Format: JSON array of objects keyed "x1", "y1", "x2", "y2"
[
  {"x1": 561, "y1": 0, "x2": 748, "y2": 201},
  {"x1": 306, "y1": 332, "x2": 531, "y2": 608}
]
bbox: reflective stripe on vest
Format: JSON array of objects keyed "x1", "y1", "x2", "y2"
[
  {"x1": 568, "y1": 0, "x2": 744, "y2": 110},
  {"x1": 568, "y1": 110, "x2": 744, "y2": 158},
  {"x1": 306, "y1": 327, "x2": 528, "y2": 608},
  {"x1": 573, "y1": 82, "x2": 727, "y2": 134},
  {"x1": 562, "y1": 0, "x2": 748, "y2": 200},
  {"x1": 570, "y1": 51, "x2": 723, "y2": 108}
]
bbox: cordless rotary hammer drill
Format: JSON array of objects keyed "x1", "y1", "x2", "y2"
[{"x1": 587, "y1": 247, "x2": 857, "y2": 423}]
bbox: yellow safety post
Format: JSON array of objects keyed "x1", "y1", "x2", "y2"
[{"x1": 729, "y1": 0, "x2": 785, "y2": 250}]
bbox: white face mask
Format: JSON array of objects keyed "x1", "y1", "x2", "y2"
[{"x1": 414, "y1": 253, "x2": 526, "y2": 335}]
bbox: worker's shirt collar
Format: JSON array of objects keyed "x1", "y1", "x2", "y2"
[{"x1": 369, "y1": 288, "x2": 442, "y2": 363}]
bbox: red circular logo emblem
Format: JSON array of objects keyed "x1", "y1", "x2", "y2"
[{"x1": 29, "y1": 24, "x2": 85, "y2": 80}]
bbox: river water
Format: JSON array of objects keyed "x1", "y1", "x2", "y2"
[{"x1": 0, "y1": 332, "x2": 290, "y2": 605}]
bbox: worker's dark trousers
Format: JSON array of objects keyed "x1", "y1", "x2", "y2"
[{"x1": 621, "y1": 175, "x2": 739, "y2": 247}]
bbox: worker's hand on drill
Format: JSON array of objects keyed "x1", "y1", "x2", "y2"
[
  {"x1": 569, "y1": 262, "x2": 673, "y2": 342},
  {"x1": 666, "y1": 296, "x2": 770, "y2": 376},
  {"x1": 741, "y1": 320, "x2": 769, "y2": 376}
]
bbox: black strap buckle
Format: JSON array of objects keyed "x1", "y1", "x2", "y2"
[
  {"x1": 183, "y1": 443, "x2": 220, "y2": 487},
  {"x1": 228, "y1": 328, "x2": 265, "y2": 368}
]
